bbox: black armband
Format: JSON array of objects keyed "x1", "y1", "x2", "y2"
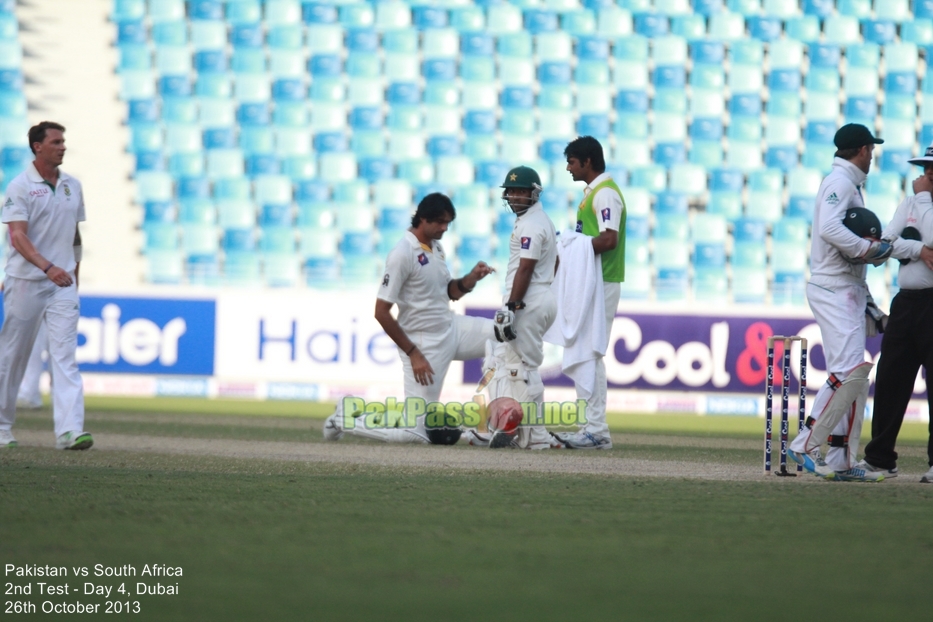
[{"x1": 456, "y1": 278, "x2": 473, "y2": 293}]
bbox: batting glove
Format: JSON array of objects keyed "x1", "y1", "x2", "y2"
[
  {"x1": 865, "y1": 299, "x2": 888, "y2": 337},
  {"x1": 494, "y1": 308, "x2": 517, "y2": 342}
]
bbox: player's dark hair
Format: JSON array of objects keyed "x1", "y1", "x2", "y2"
[
  {"x1": 564, "y1": 135, "x2": 606, "y2": 173},
  {"x1": 28, "y1": 121, "x2": 65, "y2": 155},
  {"x1": 834, "y1": 146, "x2": 862, "y2": 161},
  {"x1": 411, "y1": 192, "x2": 456, "y2": 228}
]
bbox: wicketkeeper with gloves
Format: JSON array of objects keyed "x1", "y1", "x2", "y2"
[
  {"x1": 859, "y1": 143, "x2": 933, "y2": 482},
  {"x1": 787, "y1": 123, "x2": 923, "y2": 481}
]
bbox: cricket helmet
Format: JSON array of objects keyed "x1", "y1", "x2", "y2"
[
  {"x1": 842, "y1": 207, "x2": 883, "y2": 240},
  {"x1": 425, "y1": 425, "x2": 462, "y2": 446},
  {"x1": 500, "y1": 166, "x2": 542, "y2": 214},
  {"x1": 500, "y1": 165, "x2": 542, "y2": 190}
]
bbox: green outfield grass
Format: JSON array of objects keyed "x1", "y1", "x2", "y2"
[{"x1": 2, "y1": 398, "x2": 932, "y2": 621}]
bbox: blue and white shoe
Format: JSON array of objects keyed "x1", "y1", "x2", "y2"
[
  {"x1": 835, "y1": 466, "x2": 885, "y2": 482},
  {"x1": 558, "y1": 431, "x2": 612, "y2": 450},
  {"x1": 787, "y1": 448, "x2": 836, "y2": 480},
  {"x1": 856, "y1": 459, "x2": 897, "y2": 479}
]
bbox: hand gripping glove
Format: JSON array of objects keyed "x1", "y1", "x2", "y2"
[{"x1": 860, "y1": 240, "x2": 894, "y2": 267}]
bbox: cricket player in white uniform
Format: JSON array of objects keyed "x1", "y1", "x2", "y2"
[
  {"x1": 553, "y1": 136, "x2": 625, "y2": 450},
  {"x1": 788, "y1": 124, "x2": 898, "y2": 481},
  {"x1": 463, "y1": 165, "x2": 559, "y2": 450},
  {"x1": 0, "y1": 121, "x2": 91, "y2": 450},
  {"x1": 323, "y1": 193, "x2": 508, "y2": 444}
]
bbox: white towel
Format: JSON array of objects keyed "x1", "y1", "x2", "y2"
[{"x1": 543, "y1": 231, "x2": 607, "y2": 397}]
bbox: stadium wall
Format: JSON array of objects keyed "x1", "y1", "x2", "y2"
[{"x1": 2, "y1": 290, "x2": 929, "y2": 422}]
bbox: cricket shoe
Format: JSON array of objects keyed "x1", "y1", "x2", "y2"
[
  {"x1": 787, "y1": 448, "x2": 836, "y2": 480},
  {"x1": 920, "y1": 466, "x2": 933, "y2": 484},
  {"x1": 468, "y1": 429, "x2": 551, "y2": 450},
  {"x1": 56, "y1": 431, "x2": 93, "y2": 451},
  {"x1": 558, "y1": 431, "x2": 612, "y2": 450},
  {"x1": 855, "y1": 459, "x2": 897, "y2": 479},
  {"x1": 0, "y1": 430, "x2": 17, "y2": 448},
  {"x1": 322, "y1": 413, "x2": 344, "y2": 441},
  {"x1": 488, "y1": 429, "x2": 518, "y2": 449},
  {"x1": 462, "y1": 429, "x2": 490, "y2": 447},
  {"x1": 834, "y1": 466, "x2": 885, "y2": 482}
]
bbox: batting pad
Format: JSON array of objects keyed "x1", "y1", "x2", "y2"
[{"x1": 806, "y1": 362, "x2": 872, "y2": 454}]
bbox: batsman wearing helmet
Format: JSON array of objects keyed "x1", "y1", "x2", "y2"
[
  {"x1": 551, "y1": 136, "x2": 625, "y2": 450},
  {"x1": 463, "y1": 165, "x2": 558, "y2": 449},
  {"x1": 857, "y1": 142, "x2": 933, "y2": 482},
  {"x1": 788, "y1": 123, "x2": 903, "y2": 481},
  {"x1": 323, "y1": 193, "x2": 509, "y2": 445}
]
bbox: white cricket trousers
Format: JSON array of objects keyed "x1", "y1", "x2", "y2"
[
  {"x1": 503, "y1": 283, "x2": 557, "y2": 446},
  {"x1": 0, "y1": 275, "x2": 84, "y2": 437},
  {"x1": 17, "y1": 320, "x2": 47, "y2": 407},
  {"x1": 346, "y1": 314, "x2": 493, "y2": 443},
  {"x1": 577, "y1": 281, "x2": 620, "y2": 439},
  {"x1": 789, "y1": 281, "x2": 868, "y2": 470}
]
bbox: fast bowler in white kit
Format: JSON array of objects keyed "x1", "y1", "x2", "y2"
[
  {"x1": 787, "y1": 124, "x2": 895, "y2": 481},
  {"x1": 463, "y1": 165, "x2": 559, "y2": 450},
  {"x1": 0, "y1": 121, "x2": 91, "y2": 450},
  {"x1": 323, "y1": 193, "x2": 506, "y2": 444}
]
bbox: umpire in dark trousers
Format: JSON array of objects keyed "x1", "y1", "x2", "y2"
[{"x1": 860, "y1": 144, "x2": 933, "y2": 482}]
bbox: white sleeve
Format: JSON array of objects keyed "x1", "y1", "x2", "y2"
[
  {"x1": 819, "y1": 179, "x2": 871, "y2": 259},
  {"x1": 377, "y1": 246, "x2": 410, "y2": 305},
  {"x1": 590, "y1": 187, "x2": 623, "y2": 233},
  {"x1": 76, "y1": 180, "x2": 86, "y2": 223},
  {"x1": 886, "y1": 194, "x2": 925, "y2": 261},
  {"x1": 0, "y1": 181, "x2": 27, "y2": 223},
  {"x1": 516, "y1": 219, "x2": 543, "y2": 262}
]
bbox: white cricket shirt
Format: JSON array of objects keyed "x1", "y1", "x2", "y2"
[
  {"x1": 2, "y1": 162, "x2": 85, "y2": 279},
  {"x1": 505, "y1": 201, "x2": 558, "y2": 293},
  {"x1": 809, "y1": 158, "x2": 871, "y2": 287},
  {"x1": 882, "y1": 191, "x2": 933, "y2": 290},
  {"x1": 378, "y1": 230, "x2": 454, "y2": 333}
]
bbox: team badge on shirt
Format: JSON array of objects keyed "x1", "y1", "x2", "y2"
[
  {"x1": 520, "y1": 236, "x2": 531, "y2": 249},
  {"x1": 382, "y1": 274, "x2": 389, "y2": 286},
  {"x1": 63, "y1": 184, "x2": 71, "y2": 197},
  {"x1": 601, "y1": 208, "x2": 611, "y2": 222},
  {"x1": 417, "y1": 253, "x2": 429, "y2": 266},
  {"x1": 575, "y1": 220, "x2": 583, "y2": 233}
]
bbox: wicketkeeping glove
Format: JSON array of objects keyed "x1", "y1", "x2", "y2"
[
  {"x1": 860, "y1": 240, "x2": 894, "y2": 266},
  {"x1": 865, "y1": 299, "x2": 888, "y2": 337},
  {"x1": 494, "y1": 308, "x2": 517, "y2": 342}
]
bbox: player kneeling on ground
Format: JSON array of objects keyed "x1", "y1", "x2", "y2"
[{"x1": 322, "y1": 193, "x2": 510, "y2": 444}]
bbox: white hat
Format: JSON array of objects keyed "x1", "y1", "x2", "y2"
[{"x1": 908, "y1": 143, "x2": 933, "y2": 166}]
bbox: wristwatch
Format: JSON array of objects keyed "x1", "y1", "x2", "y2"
[{"x1": 506, "y1": 300, "x2": 526, "y2": 311}]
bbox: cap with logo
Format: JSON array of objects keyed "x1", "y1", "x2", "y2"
[{"x1": 833, "y1": 123, "x2": 884, "y2": 150}]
